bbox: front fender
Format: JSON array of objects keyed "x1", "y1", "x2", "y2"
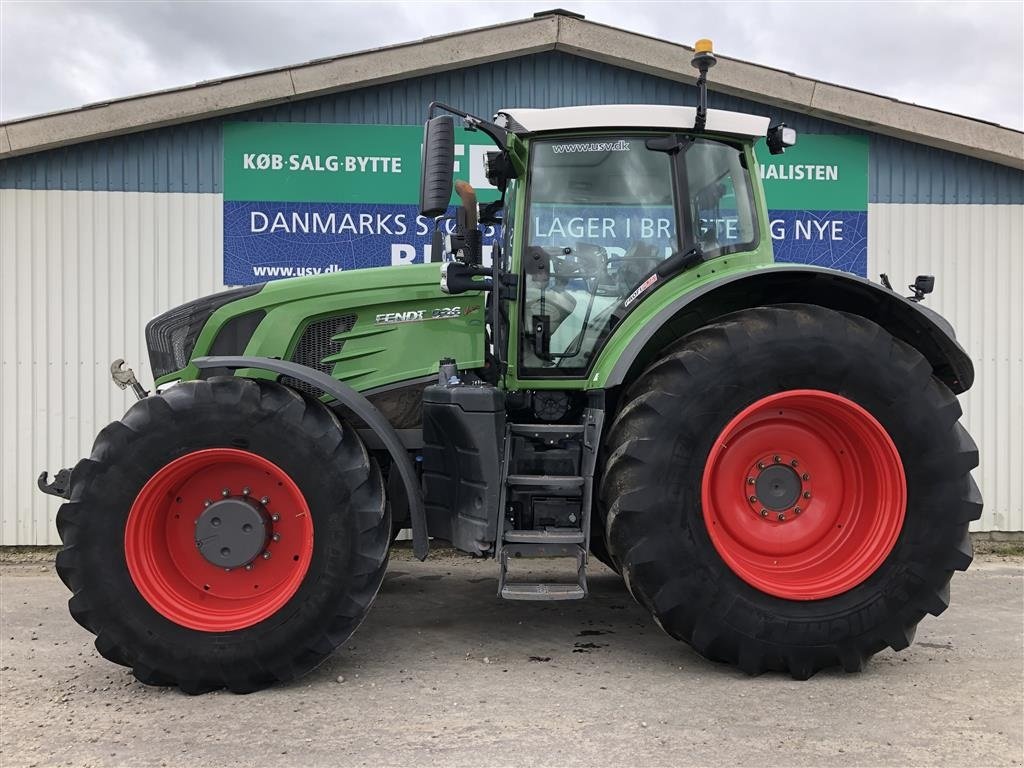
[
  {"x1": 602, "y1": 265, "x2": 974, "y2": 394},
  {"x1": 193, "y1": 355, "x2": 429, "y2": 560}
]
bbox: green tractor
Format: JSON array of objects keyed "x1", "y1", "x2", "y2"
[{"x1": 41, "y1": 42, "x2": 981, "y2": 693}]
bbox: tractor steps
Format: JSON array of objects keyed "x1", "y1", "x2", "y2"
[{"x1": 496, "y1": 404, "x2": 604, "y2": 601}]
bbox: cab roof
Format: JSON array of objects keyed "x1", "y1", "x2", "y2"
[{"x1": 495, "y1": 105, "x2": 771, "y2": 138}]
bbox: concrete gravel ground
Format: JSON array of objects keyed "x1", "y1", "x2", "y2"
[{"x1": 1, "y1": 548, "x2": 1021, "y2": 768}]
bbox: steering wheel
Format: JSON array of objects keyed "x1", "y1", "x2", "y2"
[
  {"x1": 552, "y1": 243, "x2": 608, "y2": 283},
  {"x1": 612, "y1": 242, "x2": 660, "y2": 296}
]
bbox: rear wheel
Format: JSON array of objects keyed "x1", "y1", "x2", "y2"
[
  {"x1": 56, "y1": 378, "x2": 388, "y2": 693},
  {"x1": 600, "y1": 304, "x2": 981, "y2": 678}
]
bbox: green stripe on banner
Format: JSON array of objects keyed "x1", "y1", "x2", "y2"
[
  {"x1": 223, "y1": 122, "x2": 500, "y2": 204},
  {"x1": 755, "y1": 134, "x2": 869, "y2": 211}
]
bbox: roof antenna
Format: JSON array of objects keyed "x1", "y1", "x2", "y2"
[{"x1": 691, "y1": 39, "x2": 717, "y2": 132}]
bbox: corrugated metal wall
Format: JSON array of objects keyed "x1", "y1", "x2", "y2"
[
  {"x1": 2, "y1": 50, "x2": 1022, "y2": 543},
  {"x1": 0, "y1": 190, "x2": 223, "y2": 544},
  {"x1": 869, "y1": 203, "x2": 1024, "y2": 533}
]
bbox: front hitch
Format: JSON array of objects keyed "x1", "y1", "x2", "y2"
[
  {"x1": 38, "y1": 468, "x2": 72, "y2": 499},
  {"x1": 110, "y1": 358, "x2": 149, "y2": 400}
]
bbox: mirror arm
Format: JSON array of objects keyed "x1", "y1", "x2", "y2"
[{"x1": 427, "y1": 101, "x2": 509, "y2": 149}]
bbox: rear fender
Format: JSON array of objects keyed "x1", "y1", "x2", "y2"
[{"x1": 606, "y1": 266, "x2": 974, "y2": 394}]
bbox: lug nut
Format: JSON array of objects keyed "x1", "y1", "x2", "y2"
[
  {"x1": 802, "y1": 473, "x2": 810, "y2": 481},
  {"x1": 777, "y1": 512, "x2": 786, "y2": 521},
  {"x1": 260, "y1": 496, "x2": 270, "y2": 505},
  {"x1": 245, "y1": 564, "x2": 253, "y2": 571},
  {"x1": 221, "y1": 488, "x2": 230, "y2": 498},
  {"x1": 271, "y1": 513, "x2": 280, "y2": 522},
  {"x1": 773, "y1": 455, "x2": 781, "y2": 463},
  {"x1": 757, "y1": 462, "x2": 766, "y2": 470},
  {"x1": 195, "y1": 540, "x2": 202, "y2": 548},
  {"x1": 746, "y1": 477, "x2": 755, "y2": 485},
  {"x1": 791, "y1": 459, "x2": 799, "y2": 467},
  {"x1": 224, "y1": 568, "x2": 231, "y2": 573},
  {"x1": 803, "y1": 491, "x2": 811, "y2": 499},
  {"x1": 203, "y1": 500, "x2": 212, "y2": 508},
  {"x1": 262, "y1": 551, "x2": 271, "y2": 560},
  {"x1": 794, "y1": 507, "x2": 802, "y2": 515},
  {"x1": 748, "y1": 496, "x2": 758, "y2": 503},
  {"x1": 272, "y1": 533, "x2": 281, "y2": 542},
  {"x1": 759, "y1": 509, "x2": 769, "y2": 517},
  {"x1": 242, "y1": 487, "x2": 250, "y2": 496}
]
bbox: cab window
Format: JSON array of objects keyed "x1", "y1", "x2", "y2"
[{"x1": 518, "y1": 135, "x2": 757, "y2": 376}]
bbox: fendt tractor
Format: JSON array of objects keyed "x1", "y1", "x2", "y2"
[{"x1": 40, "y1": 41, "x2": 981, "y2": 693}]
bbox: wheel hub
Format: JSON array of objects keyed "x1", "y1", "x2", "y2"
[
  {"x1": 195, "y1": 497, "x2": 269, "y2": 569},
  {"x1": 754, "y1": 463, "x2": 802, "y2": 512}
]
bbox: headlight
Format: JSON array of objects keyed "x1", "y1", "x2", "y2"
[{"x1": 145, "y1": 285, "x2": 262, "y2": 379}]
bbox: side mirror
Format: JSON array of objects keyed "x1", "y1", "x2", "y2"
[
  {"x1": 766, "y1": 123, "x2": 797, "y2": 155},
  {"x1": 419, "y1": 115, "x2": 455, "y2": 218}
]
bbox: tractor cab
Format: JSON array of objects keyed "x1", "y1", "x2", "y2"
[{"x1": 419, "y1": 42, "x2": 796, "y2": 387}]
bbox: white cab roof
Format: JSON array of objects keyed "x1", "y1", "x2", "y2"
[{"x1": 496, "y1": 104, "x2": 770, "y2": 138}]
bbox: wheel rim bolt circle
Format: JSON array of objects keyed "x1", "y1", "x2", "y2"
[{"x1": 746, "y1": 454, "x2": 810, "y2": 521}]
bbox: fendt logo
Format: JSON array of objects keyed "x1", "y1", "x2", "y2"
[
  {"x1": 375, "y1": 310, "x2": 425, "y2": 325},
  {"x1": 374, "y1": 306, "x2": 467, "y2": 325}
]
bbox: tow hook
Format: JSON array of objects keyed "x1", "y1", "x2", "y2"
[
  {"x1": 37, "y1": 468, "x2": 72, "y2": 499},
  {"x1": 110, "y1": 358, "x2": 149, "y2": 400}
]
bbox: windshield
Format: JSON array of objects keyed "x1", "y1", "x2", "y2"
[{"x1": 520, "y1": 135, "x2": 756, "y2": 375}]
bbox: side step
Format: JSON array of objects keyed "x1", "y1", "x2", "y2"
[
  {"x1": 501, "y1": 583, "x2": 586, "y2": 600},
  {"x1": 498, "y1": 540, "x2": 587, "y2": 601},
  {"x1": 506, "y1": 475, "x2": 583, "y2": 490}
]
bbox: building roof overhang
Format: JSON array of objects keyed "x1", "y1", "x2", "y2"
[{"x1": 1, "y1": 11, "x2": 1021, "y2": 169}]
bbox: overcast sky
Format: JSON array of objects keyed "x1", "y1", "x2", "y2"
[{"x1": 1, "y1": 0, "x2": 1022, "y2": 130}]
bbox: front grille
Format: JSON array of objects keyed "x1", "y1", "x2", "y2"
[{"x1": 281, "y1": 314, "x2": 357, "y2": 398}]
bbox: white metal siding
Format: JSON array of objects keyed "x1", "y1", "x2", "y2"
[
  {"x1": 1, "y1": 190, "x2": 224, "y2": 545},
  {"x1": 1, "y1": 190, "x2": 1021, "y2": 543},
  {"x1": 869, "y1": 203, "x2": 1024, "y2": 532}
]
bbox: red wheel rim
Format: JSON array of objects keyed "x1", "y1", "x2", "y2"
[
  {"x1": 701, "y1": 390, "x2": 906, "y2": 600},
  {"x1": 124, "y1": 448, "x2": 314, "y2": 632}
]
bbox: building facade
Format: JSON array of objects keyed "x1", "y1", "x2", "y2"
[{"x1": 2, "y1": 12, "x2": 1022, "y2": 544}]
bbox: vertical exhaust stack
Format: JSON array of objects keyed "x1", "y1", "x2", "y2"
[{"x1": 691, "y1": 38, "x2": 717, "y2": 132}]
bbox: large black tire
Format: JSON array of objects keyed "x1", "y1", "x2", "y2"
[
  {"x1": 600, "y1": 304, "x2": 981, "y2": 679},
  {"x1": 55, "y1": 378, "x2": 388, "y2": 693}
]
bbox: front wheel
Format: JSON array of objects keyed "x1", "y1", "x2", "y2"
[
  {"x1": 55, "y1": 378, "x2": 389, "y2": 693},
  {"x1": 600, "y1": 304, "x2": 981, "y2": 679}
]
